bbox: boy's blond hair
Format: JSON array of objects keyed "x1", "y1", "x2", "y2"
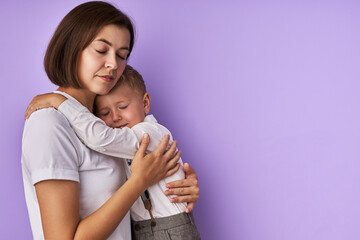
[{"x1": 113, "y1": 65, "x2": 147, "y2": 96}]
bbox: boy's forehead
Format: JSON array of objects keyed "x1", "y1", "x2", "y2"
[
  {"x1": 114, "y1": 82, "x2": 144, "y2": 97},
  {"x1": 95, "y1": 83, "x2": 142, "y2": 105}
]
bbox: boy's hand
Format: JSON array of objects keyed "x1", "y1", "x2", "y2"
[
  {"x1": 165, "y1": 163, "x2": 200, "y2": 213},
  {"x1": 25, "y1": 93, "x2": 67, "y2": 119}
]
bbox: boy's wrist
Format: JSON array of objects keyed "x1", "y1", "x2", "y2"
[{"x1": 52, "y1": 93, "x2": 67, "y2": 109}]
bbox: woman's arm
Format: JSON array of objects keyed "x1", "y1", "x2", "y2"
[{"x1": 36, "y1": 135, "x2": 181, "y2": 240}]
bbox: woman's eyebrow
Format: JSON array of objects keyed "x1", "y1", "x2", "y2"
[{"x1": 95, "y1": 38, "x2": 129, "y2": 50}]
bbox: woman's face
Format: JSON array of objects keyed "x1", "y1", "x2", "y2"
[{"x1": 78, "y1": 24, "x2": 131, "y2": 95}]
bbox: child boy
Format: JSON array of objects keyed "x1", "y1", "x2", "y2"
[{"x1": 28, "y1": 65, "x2": 200, "y2": 239}]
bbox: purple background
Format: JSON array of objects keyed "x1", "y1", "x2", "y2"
[{"x1": 1, "y1": 0, "x2": 360, "y2": 239}]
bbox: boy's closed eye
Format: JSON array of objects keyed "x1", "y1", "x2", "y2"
[
  {"x1": 98, "y1": 111, "x2": 110, "y2": 117},
  {"x1": 118, "y1": 104, "x2": 128, "y2": 110}
]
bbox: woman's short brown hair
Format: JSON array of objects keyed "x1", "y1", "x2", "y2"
[{"x1": 44, "y1": 1, "x2": 135, "y2": 88}]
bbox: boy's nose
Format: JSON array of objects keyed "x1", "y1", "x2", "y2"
[{"x1": 112, "y1": 111, "x2": 122, "y2": 122}]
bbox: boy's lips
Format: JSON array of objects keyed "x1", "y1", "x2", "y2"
[{"x1": 116, "y1": 123, "x2": 128, "y2": 129}]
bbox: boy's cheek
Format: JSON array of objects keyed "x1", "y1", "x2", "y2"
[{"x1": 100, "y1": 116, "x2": 112, "y2": 127}]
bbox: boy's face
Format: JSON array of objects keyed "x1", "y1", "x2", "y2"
[{"x1": 94, "y1": 83, "x2": 150, "y2": 128}]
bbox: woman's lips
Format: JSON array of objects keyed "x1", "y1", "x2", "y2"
[{"x1": 98, "y1": 75, "x2": 114, "y2": 82}]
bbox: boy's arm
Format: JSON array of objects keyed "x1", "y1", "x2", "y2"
[
  {"x1": 58, "y1": 99, "x2": 140, "y2": 159},
  {"x1": 24, "y1": 93, "x2": 166, "y2": 159},
  {"x1": 131, "y1": 122, "x2": 174, "y2": 154},
  {"x1": 132, "y1": 122, "x2": 184, "y2": 181},
  {"x1": 62, "y1": 102, "x2": 199, "y2": 212}
]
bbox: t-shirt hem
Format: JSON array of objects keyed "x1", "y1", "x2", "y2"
[{"x1": 31, "y1": 168, "x2": 80, "y2": 185}]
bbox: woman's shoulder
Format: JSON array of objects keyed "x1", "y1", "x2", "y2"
[
  {"x1": 22, "y1": 107, "x2": 83, "y2": 163},
  {"x1": 23, "y1": 108, "x2": 73, "y2": 139},
  {"x1": 22, "y1": 108, "x2": 82, "y2": 184},
  {"x1": 26, "y1": 107, "x2": 69, "y2": 126}
]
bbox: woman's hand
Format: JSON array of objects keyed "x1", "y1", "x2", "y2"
[
  {"x1": 165, "y1": 163, "x2": 200, "y2": 213},
  {"x1": 25, "y1": 93, "x2": 67, "y2": 119},
  {"x1": 130, "y1": 134, "x2": 181, "y2": 191}
]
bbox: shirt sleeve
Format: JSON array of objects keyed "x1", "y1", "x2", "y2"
[
  {"x1": 58, "y1": 99, "x2": 140, "y2": 159},
  {"x1": 21, "y1": 108, "x2": 80, "y2": 185},
  {"x1": 132, "y1": 122, "x2": 185, "y2": 183},
  {"x1": 131, "y1": 122, "x2": 173, "y2": 154}
]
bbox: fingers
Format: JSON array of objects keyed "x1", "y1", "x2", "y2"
[
  {"x1": 183, "y1": 162, "x2": 190, "y2": 173},
  {"x1": 165, "y1": 163, "x2": 180, "y2": 178},
  {"x1": 168, "y1": 195, "x2": 199, "y2": 204},
  {"x1": 186, "y1": 203, "x2": 195, "y2": 213},
  {"x1": 25, "y1": 101, "x2": 40, "y2": 119},
  {"x1": 183, "y1": 162, "x2": 197, "y2": 179},
  {"x1": 25, "y1": 95, "x2": 44, "y2": 119},
  {"x1": 136, "y1": 134, "x2": 150, "y2": 157},
  {"x1": 165, "y1": 149, "x2": 181, "y2": 171},
  {"x1": 166, "y1": 178, "x2": 198, "y2": 189},
  {"x1": 163, "y1": 140, "x2": 177, "y2": 160},
  {"x1": 165, "y1": 176, "x2": 200, "y2": 208},
  {"x1": 25, "y1": 105, "x2": 41, "y2": 119},
  {"x1": 165, "y1": 184, "x2": 199, "y2": 197},
  {"x1": 24, "y1": 93, "x2": 67, "y2": 120},
  {"x1": 153, "y1": 135, "x2": 170, "y2": 156}
]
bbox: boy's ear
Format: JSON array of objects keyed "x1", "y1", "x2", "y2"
[{"x1": 143, "y1": 93, "x2": 151, "y2": 114}]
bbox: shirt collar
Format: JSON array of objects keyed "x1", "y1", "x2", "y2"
[{"x1": 144, "y1": 114, "x2": 157, "y2": 123}]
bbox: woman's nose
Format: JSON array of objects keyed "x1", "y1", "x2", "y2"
[{"x1": 105, "y1": 53, "x2": 118, "y2": 70}]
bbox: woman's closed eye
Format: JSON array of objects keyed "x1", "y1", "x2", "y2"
[
  {"x1": 96, "y1": 48, "x2": 127, "y2": 60},
  {"x1": 96, "y1": 49, "x2": 106, "y2": 54},
  {"x1": 116, "y1": 54, "x2": 126, "y2": 60}
]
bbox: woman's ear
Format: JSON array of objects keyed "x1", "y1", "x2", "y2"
[{"x1": 143, "y1": 93, "x2": 151, "y2": 114}]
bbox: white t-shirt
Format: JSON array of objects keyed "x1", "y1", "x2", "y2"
[
  {"x1": 21, "y1": 92, "x2": 132, "y2": 240},
  {"x1": 57, "y1": 98, "x2": 187, "y2": 221}
]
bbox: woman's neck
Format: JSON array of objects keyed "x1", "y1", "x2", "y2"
[{"x1": 57, "y1": 87, "x2": 96, "y2": 112}]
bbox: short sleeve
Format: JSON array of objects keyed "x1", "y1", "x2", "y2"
[{"x1": 22, "y1": 108, "x2": 80, "y2": 185}]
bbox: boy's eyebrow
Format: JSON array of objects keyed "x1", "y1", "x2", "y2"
[
  {"x1": 115, "y1": 100, "x2": 128, "y2": 105},
  {"x1": 95, "y1": 106, "x2": 108, "y2": 112},
  {"x1": 96, "y1": 100, "x2": 128, "y2": 111},
  {"x1": 95, "y1": 38, "x2": 130, "y2": 50}
]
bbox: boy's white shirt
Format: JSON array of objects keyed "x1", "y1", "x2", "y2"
[
  {"x1": 55, "y1": 91, "x2": 139, "y2": 160},
  {"x1": 56, "y1": 93, "x2": 187, "y2": 220}
]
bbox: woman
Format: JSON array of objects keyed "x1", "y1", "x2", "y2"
[{"x1": 22, "y1": 2, "x2": 199, "y2": 239}]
